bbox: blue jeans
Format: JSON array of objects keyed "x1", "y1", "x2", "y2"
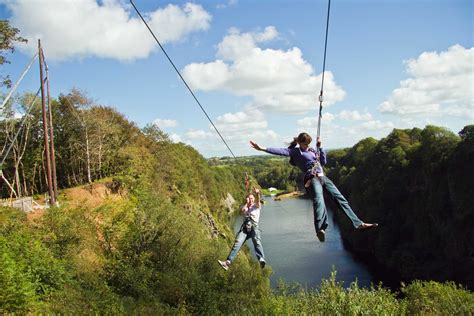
[
  {"x1": 227, "y1": 221, "x2": 265, "y2": 263},
  {"x1": 309, "y1": 176, "x2": 363, "y2": 231}
]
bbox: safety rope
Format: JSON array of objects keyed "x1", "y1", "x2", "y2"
[
  {"x1": 130, "y1": 0, "x2": 236, "y2": 159},
  {"x1": 245, "y1": 173, "x2": 249, "y2": 195},
  {"x1": 317, "y1": 0, "x2": 331, "y2": 139}
]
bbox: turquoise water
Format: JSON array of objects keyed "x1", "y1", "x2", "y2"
[{"x1": 233, "y1": 196, "x2": 374, "y2": 289}]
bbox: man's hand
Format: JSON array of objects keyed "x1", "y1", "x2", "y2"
[
  {"x1": 316, "y1": 136, "x2": 322, "y2": 148},
  {"x1": 254, "y1": 188, "x2": 261, "y2": 207}
]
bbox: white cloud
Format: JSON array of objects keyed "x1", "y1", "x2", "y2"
[
  {"x1": 216, "y1": 0, "x2": 238, "y2": 10},
  {"x1": 293, "y1": 108, "x2": 395, "y2": 149},
  {"x1": 182, "y1": 27, "x2": 346, "y2": 114},
  {"x1": 169, "y1": 133, "x2": 182, "y2": 143},
  {"x1": 153, "y1": 118, "x2": 177, "y2": 128},
  {"x1": 379, "y1": 45, "x2": 474, "y2": 119},
  {"x1": 297, "y1": 112, "x2": 335, "y2": 128},
  {"x1": 338, "y1": 110, "x2": 373, "y2": 121},
  {"x1": 4, "y1": 0, "x2": 211, "y2": 61},
  {"x1": 179, "y1": 108, "x2": 280, "y2": 156},
  {"x1": 185, "y1": 129, "x2": 213, "y2": 139},
  {"x1": 215, "y1": 108, "x2": 268, "y2": 132},
  {"x1": 360, "y1": 120, "x2": 394, "y2": 130}
]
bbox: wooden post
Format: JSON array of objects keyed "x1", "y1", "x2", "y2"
[
  {"x1": 44, "y1": 52, "x2": 58, "y2": 203},
  {"x1": 38, "y1": 39, "x2": 55, "y2": 205}
]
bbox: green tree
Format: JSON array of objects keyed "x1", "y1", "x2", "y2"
[
  {"x1": 142, "y1": 123, "x2": 170, "y2": 142},
  {"x1": 0, "y1": 20, "x2": 27, "y2": 88}
]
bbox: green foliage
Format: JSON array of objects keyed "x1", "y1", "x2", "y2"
[
  {"x1": 402, "y1": 280, "x2": 474, "y2": 315},
  {"x1": 142, "y1": 122, "x2": 171, "y2": 142},
  {"x1": 325, "y1": 125, "x2": 473, "y2": 290},
  {"x1": 0, "y1": 20, "x2": 27, "y2": 88},
  {"x1": 459, "y1": 125, "x2": 474, "y2": 140},
  {"x1": 0, "y1": 207, "x2": 67, "y2": 313},
  {"x1": 256, "y1": 271, "x2": 401, "y2": 315},
  {"x1": 0, "y1": 235, "x2": 38, "y2": 313},
  {"x1": 213, "y1": 155, "x2": 301, "y2": 192},
  {"x1": 103, "y1": 188, "x2": 270, "y2": 314}
]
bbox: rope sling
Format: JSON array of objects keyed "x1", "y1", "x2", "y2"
[{"x1": 317, "y1": 0, "x2": 331, "y2": 139}]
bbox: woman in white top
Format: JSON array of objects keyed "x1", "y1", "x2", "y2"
[{"x1": 218, "y1": 188, "x2": 266, "y2": 270}]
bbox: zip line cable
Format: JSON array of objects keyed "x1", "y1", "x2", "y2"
[
  {"x1": 0, "y1": 83, "x2": 44, "y2": 170},
  {"x1": 130, "y1": 0, "x2": 236, "y2": 159},
  {"x1": 1, "y1": 53, "x2": 39, "y2": 110},
  {"x1": 317, "y1": 0, "x2": 331, "y2": 139}
]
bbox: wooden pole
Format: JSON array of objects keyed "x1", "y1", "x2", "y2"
[
  {"x1": 44, "y1": 51, "x2": 58, "y2": 203},
  {"x1": 38, "y1": 39, "x2": 55, "y2": 205}
]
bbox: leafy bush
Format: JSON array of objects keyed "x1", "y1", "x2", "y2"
[
  {"x1": 402, "y1": 280, "x2": 474, "y2": 315},
  {"x1": 0, "y1": 207, "x2": 67, "y2": 313}
]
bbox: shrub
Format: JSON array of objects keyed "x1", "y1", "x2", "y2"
[{"x1": 402, "y1": 280, "x2": 474, "y2": 315}]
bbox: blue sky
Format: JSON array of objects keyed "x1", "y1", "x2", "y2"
[{"x1": 1, "y1": 0, "x2": 472, "y2": 157}]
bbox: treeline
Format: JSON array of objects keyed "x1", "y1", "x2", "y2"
[
  {"x1": 325, "y1": 125, "x2": 474, "y2": 291},
  {"x1": 1, "y1": 88, "x2": 250, "y2": 203},
  {"x1": 1, "y1": 89, "x2": 142, "y2": 198},
  {"x1": 211, "y1": 155, "x2": 302, "y2": 192}
]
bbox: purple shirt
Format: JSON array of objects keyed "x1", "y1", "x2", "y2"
[{"x1": 265, "y1": 147, "x2": 327, "y2": 176}]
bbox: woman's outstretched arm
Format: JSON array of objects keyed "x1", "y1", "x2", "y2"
[
  {"x1": 250, "y1": 141, "x2": 291, "y2": 157},
  {"x1": 249, "y1": 141, "x2": 266, "y2": 152}
]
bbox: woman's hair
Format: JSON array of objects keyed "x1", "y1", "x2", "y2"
[{"x1": 289, "y1": 132, "x2": 312, "y2": 147}]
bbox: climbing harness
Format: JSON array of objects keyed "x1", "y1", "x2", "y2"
[{"x1": 242, "y1": 217, "x2": 255, "y2": 235}]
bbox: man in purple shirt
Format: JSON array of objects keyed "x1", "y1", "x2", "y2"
[{"x1": 250, "y1": 132, "x2": 377, "y2": 242}]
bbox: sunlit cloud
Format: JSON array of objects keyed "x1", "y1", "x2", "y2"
[
  {"x1": 4, "y1": 0, "x2": 212, "y2": 61},
  {"x1": 338, "y1": 110, "x2": 373, "y2": 121},
  {"x1": 379, "y1": 45, "x2": 473, "y2": 119},
  {"x1": 215, "y1": 108, "x2": 268, "y2": 132},
  {"x1": 182, "y1": 27, "x2": 346, "y2": 114},
  {"x1": 216, "y1": 0, "x2": 238, "y2": 10},
  {"x1": 185, "y1": 128, "x2": 213, "y2": 139},
  {"x1": 297, "y1": 113, "x2": 335, "y2": 128},
  {"x1": 169, "y1": 133, "x2": 182, "y2": 143},
  {"x1": 153, "y1": 118, "x2": 177, "y2": 128}
]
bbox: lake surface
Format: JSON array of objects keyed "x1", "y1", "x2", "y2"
[{"x1": 233, "y1": 196, "x2": 374, "y2": 289}]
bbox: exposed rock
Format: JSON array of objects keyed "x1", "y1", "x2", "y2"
[
  {"x1": 198, "y1": 210, "x2": 221, "y2": 239},
  {"x1": 222, "y1": 193, "x2": 236, "y2": 213}
]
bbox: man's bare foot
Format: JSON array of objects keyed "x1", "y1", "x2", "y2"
[{"x1": 357, "y1": 223, "x2": 379, "y2": 230}]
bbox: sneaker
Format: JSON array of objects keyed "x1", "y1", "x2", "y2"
[
  {"x1": 259, "y1": 259, "x2": 266, "y2": 269},
  {"x1": 218, "y1": 259, "x2": 230, "y2": 271},
  {"x1": 316, "y1": 229, "x2": 326, "y2": 242}
]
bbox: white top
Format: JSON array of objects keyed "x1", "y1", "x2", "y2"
[{"x1": 242, "y1": 203, "x2": 261, "y2": 223}]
